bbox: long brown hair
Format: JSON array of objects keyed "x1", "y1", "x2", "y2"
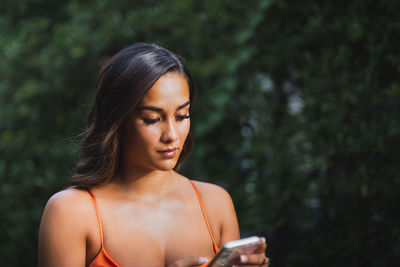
[{"x1": 70, "y1": 43, "x2": 196, "y2": 188}]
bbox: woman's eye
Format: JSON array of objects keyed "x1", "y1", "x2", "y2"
[
  {"x1": 176, "y1": 115, "x2": 190, "y2": 121},
  {"x1": 143, "y1": 118, "x2": 160, "y2": 124}
]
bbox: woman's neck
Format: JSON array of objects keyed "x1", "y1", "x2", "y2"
[{"x1": 108, "y1": 166, "x2": 179, "y2": 199}]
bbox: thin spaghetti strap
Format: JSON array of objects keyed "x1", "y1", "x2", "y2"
[
  {"x1": 87, "y1": 190, "x2": 105, "y2": 246},
  {"x1": 189, "y1": 180, "x2": 220, "y2": 253}
]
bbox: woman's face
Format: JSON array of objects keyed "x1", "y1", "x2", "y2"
[{"x1": 120, "y1": 72, "x2": 191, "y2": 172}]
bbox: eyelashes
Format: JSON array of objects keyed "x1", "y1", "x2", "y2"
[
  {"x1": 143, "y1": 115, "x2": 190, "y2": 124},
  {"x1": 176, "y1": 115, "x2": 190, "y2": 121},
  {"x1": 143, "y1": 118, "x2": 160, "y2": 124}
]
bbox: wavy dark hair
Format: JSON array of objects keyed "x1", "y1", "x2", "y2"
[{"x1": 70, "y1": 43, "x2": 196, "y2": 188}]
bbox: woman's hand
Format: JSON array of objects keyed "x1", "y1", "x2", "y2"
[
  {"x1": 232, "y1": 237, "x2": 269, "y2": 267},
  {"x1": 168, "y1": 256, "x2": 209, "y2": 267}
]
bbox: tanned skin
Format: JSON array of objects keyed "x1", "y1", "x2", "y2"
[{"x1": 38, "y1": 73, "x2": 267, "y2": 267}]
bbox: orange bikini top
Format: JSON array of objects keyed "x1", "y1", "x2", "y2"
[{"x1": 88, "y1": 180, "x2": 220, "y2": 267}]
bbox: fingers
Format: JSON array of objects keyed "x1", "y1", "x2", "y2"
[
  {"x1": 253, "y1": 237, "x2": 267, "y2": 253},
  {"x1": 167, "y1": 256, "x2": 209, "y2": 267},
  {"x1": 236, "y1": 254, "x2": 269, "y2": 266},
  {"x1": 233, "y1": 237, "x2": 269, "y2": 266}
]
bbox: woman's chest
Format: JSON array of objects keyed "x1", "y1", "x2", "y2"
[{"x1": 87, "y1": 199, "x2": 219, "y2": 266}]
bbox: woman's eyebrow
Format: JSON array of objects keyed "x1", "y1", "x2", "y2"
[{"x1": 138, "y1": 101, "x2": 190, "y2": 112}]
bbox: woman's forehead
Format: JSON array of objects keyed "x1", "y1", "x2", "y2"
[{"x1": 139, "y1": 72, "x2": 190, "y2": 108}]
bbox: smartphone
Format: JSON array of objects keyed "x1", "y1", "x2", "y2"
[{"x1": 206, "y1": 236, "x2": 262, "y2": 267}]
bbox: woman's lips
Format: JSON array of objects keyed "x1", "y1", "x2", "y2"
[{"x1": 157, "y1": 148, "x2": 178, "y2": 158}]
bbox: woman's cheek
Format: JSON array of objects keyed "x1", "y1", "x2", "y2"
[
  {"x1": 139, "y1": 126, "x2": 161, "y2": 144},
  {"x1": 181, "y1": 120, "x2": 190, "y2": 138}
]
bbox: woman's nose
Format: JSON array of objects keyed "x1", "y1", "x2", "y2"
[{"x1": 160, "y1": 120, "x2": 178, "y2": 143}]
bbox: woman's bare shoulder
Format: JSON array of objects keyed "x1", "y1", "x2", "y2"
[
  {"x1": 45, "y1": 188, "x2": 91, "y2": 212},
  {"x1": 190, "y1": 179, "x2": 240, "y2": 243},
  {"x1": 41, "y1": 188, "x2": 94, "y2": 230},
  {"x1": 190, "y1": 180, "x2": 232, "y2": 202},
  {"x1": 189, "y1": 179, "x2": 236, "y2": 217},
  {"x1": 38, "y1": 188, "x2": 95, "y2": 266}
]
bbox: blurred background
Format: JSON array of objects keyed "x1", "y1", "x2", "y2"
[{"x1": 1, "y1": 0, "x2": 399, "y2": 266}]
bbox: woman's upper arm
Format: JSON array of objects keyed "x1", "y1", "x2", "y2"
[
  {"x1": 214, "y1": 186, "x2": 241, "y2": 245},
  {"x1": 38, "y1": 189, "x2": 88, "y2": 267},
  {"x1": 193, "y1": 181, "x2": 240, "y2": 246}
]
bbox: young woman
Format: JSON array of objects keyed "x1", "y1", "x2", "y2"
[{"x1": 38, "y1": 43, "x2": 268, "y2": 267}]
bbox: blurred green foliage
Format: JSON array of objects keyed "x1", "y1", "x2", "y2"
[{"x1": 1, "y1": 0, "x2": 399, "y2": 266}]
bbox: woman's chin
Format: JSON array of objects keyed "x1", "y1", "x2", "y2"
[{"x1": 153, "y1": 160, "x2": 178, "y2": 171}]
